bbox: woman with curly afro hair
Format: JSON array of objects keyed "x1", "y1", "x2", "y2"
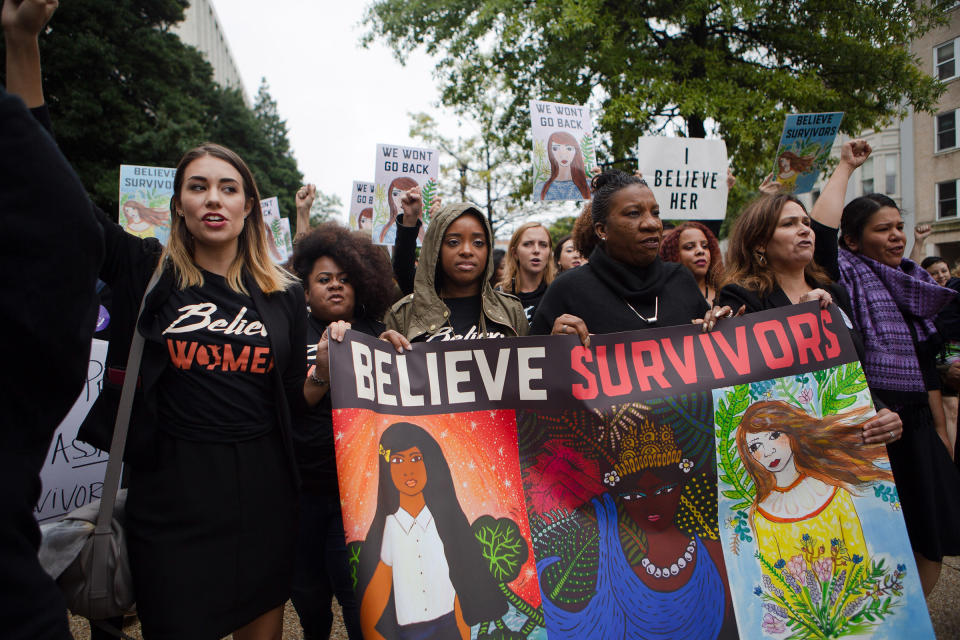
[
  {"x1": 290, "y1": 221, "x2": 395, "y2": 639},
  {"x1": 660, "y1": 222, "x2": 723, "y2": 307}
]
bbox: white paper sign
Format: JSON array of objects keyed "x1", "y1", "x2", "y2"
[
  {"x1": 529, "y1": 99, "x2": 597, "y2": 202},
  {"x1": 372, "y1": 144, "x2": 439, "y2": 246},
  {"x1": 260, "y1": 196, "x2": 288, "y2": 263},
  {"x1": 36, "y1": 339, "x2": 110, "y2": 522},
  {"x1": 119, "y1": 164, "x2": 174, "y2": 244},
  {"x1": 350, "y1": 181, "x2": 375, "y2": 236},
  {"x1": 636, "y1": 137, "x2": 729, "y2": 220}
]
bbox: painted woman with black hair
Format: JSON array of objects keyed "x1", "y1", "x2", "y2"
[
  {"x1": 359, "y1": 422, "x2": 507, "y2": 639},
  {"x1": 289, "y1": 221, "x2": 395, "y2": 640}
]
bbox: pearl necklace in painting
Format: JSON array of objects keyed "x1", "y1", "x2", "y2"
[{"x1": 640, "y1": 536, "x2": 696, "y2": 579}]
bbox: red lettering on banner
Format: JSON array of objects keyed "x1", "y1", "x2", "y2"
[
  {"x1": 631, "y1": 341, "x2": 670, "y2": 391},
  {"x1": 754, "y1": 320, "x2": 794, "y2": 369},
  {"x1": 697, "y1": 333, "x2": 725, "y2": 377},
  {"x1": 662, "y1": 335, "x2": 698, "y2": 384},
  {"x1": 571, "y1": 347, "x2": 598, "y2": 400},
  {"x1": 787, "y1": 313, "x2": 823, "y2": 365},
  {"x1": 711, "y1": 325, "x2": 751, "y2": 375},
  {"x1": 596, "y1": 344, "x2": 632, "y2": 396},
  {"x1": 820, "y1": 309, "x2": 841, "y2": 358}
]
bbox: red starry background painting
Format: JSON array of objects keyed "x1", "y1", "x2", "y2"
[{"x1": 333, "y1": 408, "x2": 542, "y2": 607}]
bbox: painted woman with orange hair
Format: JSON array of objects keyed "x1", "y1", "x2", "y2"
[{"x1": 736, "y1": 401, "x2": 893, "y2": 571}]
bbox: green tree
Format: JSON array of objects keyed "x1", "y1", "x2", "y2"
[
  {"x1": 309, "y1": 191, "x2": 344, "y2": 226},
  {"x1": 547, "y1": 216, "x2": 577, "y2": 244},
  {"x1": 0, "y1": 1, "x2": 303, "y2": 218},
  {"x1": 365, "y1": 0, "x2": 946, "y2": 222}
]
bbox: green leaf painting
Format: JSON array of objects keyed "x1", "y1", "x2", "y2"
[{"x1": 421, "y1": 178, "x2": 438, "y2": 224}]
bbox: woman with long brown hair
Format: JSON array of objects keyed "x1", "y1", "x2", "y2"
[{"x1": 378, "y1": 176, "x2": 419, "y2": 243}]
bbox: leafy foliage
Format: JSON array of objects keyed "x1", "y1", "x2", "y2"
[
  {"x1": 346, "y1": 541, "x2": 362, "y2": 591},
  {"x1": 0, "y1": 1, "x2": 304, "y2": 219},
  {"x1": 819, "y1": 364, "x2": 869, "y2": 416},
  {"x1": 365, "y1": 0, "x2": 947, "y2": 226},
  {"x1": 533, "y1": 508, "x2": 600, "y2": 606},
  {"x1": 472, "y1": 515, "x2": 530, "y2": 583},
  {"x1": 714, "y1": 384, "x2": 755, "y2": 511}
]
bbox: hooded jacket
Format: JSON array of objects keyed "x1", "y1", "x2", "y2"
[{"x1": 385, "y1": 203, "x2": 528, "y2": 341}]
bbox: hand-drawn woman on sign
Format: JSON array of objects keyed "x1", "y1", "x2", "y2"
[
  {"x1": 773, "y1": 149, "x2": 818, "y2": 192},
  {"x1": 378, "y1": 176, "x2": 419, "y2": 244},
  {"x1": 357, "y1": 207, "x2": 373, "y2": 233},
  {"x1": 736, "y1": 401, "x2": 893, "y2": 587},
  {"x1": 120, "y1": 199, "x2": 169, "y2": 239},
  {"x1": 534, "y1": 131, "x2": 591, "y2": 201},
  {"x1": 537, "y1": 404, "x2": 731, "y2": 639},
  {"x1": 358, "y1": 422, "x2": 507, "y2": 640}
]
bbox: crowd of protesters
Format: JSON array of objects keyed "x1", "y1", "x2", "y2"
[{"x1": 4, "y1": 2, "x2": 960, "y2": 640}]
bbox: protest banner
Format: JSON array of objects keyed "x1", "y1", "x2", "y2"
[
  {"x1": 119, "y1": 164, "x2": 174, "y2": 244},
  {"x1": 329, "y1": 303, "x2": 933, "y2": 640},
  {"x1": 636, "y1": 137, "x2": 728, "y2": 220},
  {"x1": 36, "y1": 339, "x2": 109, "y2": 522},
  {"x1": 771, "y1": 113, "x2": 844, "y2": 194},
  {"x1": 372, "y1": 144, "x2": 439, "y2": 246},
  {"x1": 350, "y1": 181, "x2": 376, "y2": 236},
  {"x1": 529, "y1": 99, "x2": 596, "y2": 202},
  {"x1": 279, "y1": 217, "x2": 293, "y2": 257},
  {"x1": 260, "y1": 196, "x2": 288, "y2": 263}
]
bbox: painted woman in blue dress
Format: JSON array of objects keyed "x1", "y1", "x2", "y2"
[
  {"x1": 537, "y1": 414, "x2": 734, "y2": 639},
  {"x1": 534, "y1": 131, "x2": 592, "y2": 201}
]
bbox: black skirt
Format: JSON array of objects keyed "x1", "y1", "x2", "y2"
[
  {"x1": 126, "y1": 428, "x2": 297, "y2": 639},
  {"x1": 884, "y1": 402, "x2": 960, "y2": 562}
]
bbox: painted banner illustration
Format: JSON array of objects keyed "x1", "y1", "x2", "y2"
[
  {"x1": 529, "y1": 99, "x2": 597, "y2": 202},
  {"x1": 350, "y1": 181, "x2": 376, "y2": 235},
  {"x1": 36, "y1": 339, "x2": 109, "y2": 522},
  {"x1": 771, "y1": 113, "x2": 844, "y2": 194},
  {"x1": 636, "y1": 137, "x2": 729, "y2": 220},
  {"x1": 372, "y1": 143, "x2": 439, "y2": 246},
  {"x1": 119, "y1": 164, "x2": 174, "y2": 244},
  {"x1": 329, "y1": 303, "x2": 932, "y2": 640}
]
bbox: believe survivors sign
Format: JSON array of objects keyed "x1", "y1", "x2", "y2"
[{"x1": 328, "y1": 303, "x2": 932, "y2": 640}]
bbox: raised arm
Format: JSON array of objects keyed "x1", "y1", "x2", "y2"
[
  {"x1": 809, "y1": 139, "x2": 872, "y2": 230},
  {"x1": 295, "y1": 183, "x2": 316, "y2": 242},
  {"x1": 910, "y1": 224, "x2": 932, "y2": 263},
  {"x1": 2, "y1": 0, "x2": 56, "y2": 107}
]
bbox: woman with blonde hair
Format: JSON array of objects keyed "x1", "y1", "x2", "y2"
[
  {"x1": 79, "y1": 142, "x2": 321, "y2": 639},
  {"x1": 497, "y1": 221, "x2": 556, "y2": 324}
]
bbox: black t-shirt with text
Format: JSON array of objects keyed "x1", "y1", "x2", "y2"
[
  {"x1": 152, "y1": 272, "x2": 276, "y2": 441},
  {"x1": 420, "y1": 295, "x2": 512, "y2": 342}
]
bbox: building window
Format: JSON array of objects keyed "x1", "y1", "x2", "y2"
[
  {"x1": 939, "y1": 180, "x2": 958, "y2": 219},
  {"x1": 861, "y1": 157, "x2": 874, "y2": 194},
  {"x1": 937, "y1": 110, "x2": 957, "y2": 152},
  {"x1": 937, "y1": 39, "x2": 958, "y2": 81},
  {"x1": 885, "y1": 155, "x2": 897, "y2": 194}
]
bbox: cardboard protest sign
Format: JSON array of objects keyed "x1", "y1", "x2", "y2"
[
  {"x1": 772, "y1": 113, "x2": 844, "y2": 194},
  {"x1": 119, "y1": 164, "x2": 174, "y2": 244},
  {"x1": 260, "y1": 196, "x2": 288, "y2": 264},
  {"x1": 350, "y1": 181, "x2": 376, "y2": 236},
  {"x1": 530, "y1": 99, "x2": 597, "y2": 202},
  {"x1": 372, "y1": 144, "x2": 439, "y2": 246},
  {"x1": 279, "y1": 217, "x2": 293, "y2": 257},
  {"x1": 636, "y1": 137, "x2": 728, "y2": 220},
  {"x1": 713, "y1": 366, "x2": 931, "y2": 639},
  {"x1": 330, "y1": 303, "x2": 933, "y2": 640},
  {"x1": 36, "y1": 339, "x2": 109, "y2": 522}
]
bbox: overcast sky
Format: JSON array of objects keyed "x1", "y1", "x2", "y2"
[{"x1": 214, "y1": 2, "x2": 454, "y2": 222}]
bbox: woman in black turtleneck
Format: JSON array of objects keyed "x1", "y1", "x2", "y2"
[{"x1": 531, "y1": 170, "x2": 720, "y2": 338}]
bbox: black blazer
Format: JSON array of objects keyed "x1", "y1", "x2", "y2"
[{"x1": 78, "y1": 203, "x2": 307, "y2": 473}]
